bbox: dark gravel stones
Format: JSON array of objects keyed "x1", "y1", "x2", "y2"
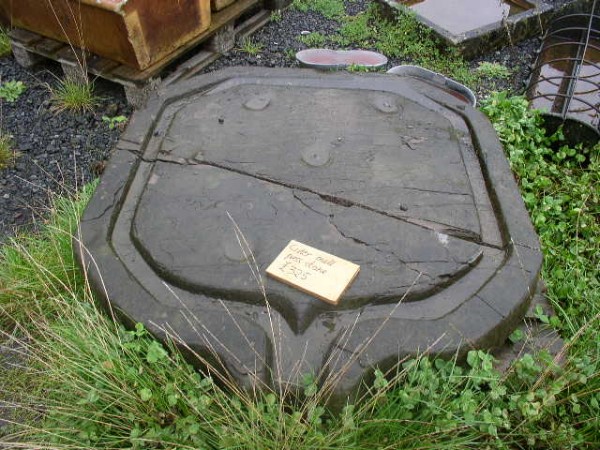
[{"x1": 0, "y1": 59, "x2": 131, "y2": 240}]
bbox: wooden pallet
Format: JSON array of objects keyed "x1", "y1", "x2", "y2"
[{"x1": 9, "y1": 0, "x2": 271, "y2": 107}]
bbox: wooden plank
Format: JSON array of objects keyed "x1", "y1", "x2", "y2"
[
  {"x1": 86, "y1": 54, "x2": 121, "y2": 74},
  {"x1": 206, "y1": 0, "x2": 261, "y2": 36},
  {"x1": 266, "y1": 240, "x2": 360, "y2": 305},
  {"x1": 32, "y1": 37, "x2": 65, "y2": 56},
  {"x1": 5, "y1": 0, "x2": 211, "y2": 70},
  {"x1": 212, "y1": 0, "x2": 237, "y2": 11},
  {"x1": 55, "y1": 46, "x2": 89, "y2": 65},
  {"x1": 7, "y1": 0, "x2": 268, "y2": 101},
  {"x1": 109, "y1": 64, "x2": 150, "y2": 84},
  {"x1": 235, "y1": 9, "x2": 271, "y2": 39},
  {"x1": 162, "y1": 50, "x2": 220, "y2": 86},
  {"x1": 9, "y1": 28, "x2": 42, "y2": 46},
  {"x1": 11, "y1": 43, "x2": 44, "y2": 68}
]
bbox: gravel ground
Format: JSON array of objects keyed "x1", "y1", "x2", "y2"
[
  {"x1": 0, "y1": 0, "x2": 579, "y2": 239},
  {"x1": 206, "y1": 0, "x2": 542, "y2": 96},
  {"x1": 0, "y1": 60, "x2": 131, "y2": 240}
]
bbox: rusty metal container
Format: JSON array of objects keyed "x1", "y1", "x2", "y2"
[
  {"x1": 212, "y1": 0, "x2": 237, "y2": 12},
  {"x1": 0, "y1": 0, "x2": 211, "y2": 70},
  {"x1": 527, "y1": 3, "x2": 600, "y2": 146}
]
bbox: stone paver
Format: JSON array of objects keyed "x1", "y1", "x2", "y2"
[{"x1": 79, "y1": 68, "x2": 542, "y2": 406}]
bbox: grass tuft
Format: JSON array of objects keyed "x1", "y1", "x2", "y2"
[
  {"x1": 0, "y1": 28, "x2": 11, "y2": 57},
  {"x1": 292, "y1": 0, "x2": 345, "y2": 19},
  {"x1": 238, "y1": 37, "x2": 264, "y2": 55},
  {"x1": 298, "y1": 31, "x2": 327, "y2": 47},
  {"x1": 335, "y1": 5, "x2": 475, "y2": 85},
  {"x1": 0, "y1": 132, "x2": 16, "y2": 170},
  {"x1": 0, "y1": 182, "x2": 95, "y2": 330},
  {"x1": 477, "y1": 61, "x2": 511, "y2": 80},
  {"x1": 49, "y1": 76, "x2": 98, "y2": 113}
]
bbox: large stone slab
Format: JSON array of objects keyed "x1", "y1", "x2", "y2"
[
  {"x1": 378, "y1": 0, "x2": 597, "y2": 58},
  {"x1": 78, "y1": 67, "x2": 542, "y2": 406}
]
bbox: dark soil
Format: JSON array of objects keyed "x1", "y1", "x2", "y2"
[
  {"x1": 0, "y1": 0, "x2": 581, "y2": 240},
  {"x1": 0, "y1": 60, "x2": 131, "y2": 241}
]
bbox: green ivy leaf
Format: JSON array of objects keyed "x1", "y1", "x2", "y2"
[
  {"x1": 139, "y1": 388, "x2": 153, "y2": 401},
  {"x1": 509, "y1": 328, "x2": 525, "y2": 343},
  {"x1": 146, "y1": 341, "x2": 168, "y2": 364}
]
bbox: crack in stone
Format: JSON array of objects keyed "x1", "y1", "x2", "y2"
[
  {"x1": 476, "y1": 294, "x2": 509, "y2": 319},
  {"x1": 292, "y1": 191, "x2": 329, "y2": 218},
  {"x1": 397, "y1": 186, "x2": 471, "y2": 196},
  {"x1": 400, "y1": 135, "x2": 418, "y2": 151},
  {"x1": 329, "y1": 219, "x2": 373, "y2": 250},
  {"x1": 85, "y1": 185, "x2": 124, "y2": 222},
  {"x1": 327, "y1": 215, "x2": 429, "y2": 280},
  {"x1": 120, "y1": 147, "x2": 142, "y2": 157},
  {"x1": 292, "y1": 190, "x2": 430, "y2": 281},
  {"x1": 119, "y1": 138, "x2": 143, "y2": 149},
  {"x1": 222, "y1": 159, "x2": 258, "y2": 165},
  {"x1": 406, "y1": 202, "x2": 475, "y2": 208},
  {"x1": 318, "y1": 194, "x2": 354, "y2": 207},
  {"x1": 407, "y1": 259, "x2": 465, "y2": 263},
  {"x1": 138, "y1": 156, "x2": 506, "y2": 249},
  {"x1": 155, "y1": 154, "x2": 189, "y2": 165}
]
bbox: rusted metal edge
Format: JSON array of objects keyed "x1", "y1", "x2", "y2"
[
  {"x1": 9, "y1": 0, "x2": 264, "y2": 86},
  {"x1": 79, "y1": 0, "x2": 127, "y2": 14}
]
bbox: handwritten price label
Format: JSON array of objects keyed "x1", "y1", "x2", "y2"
[{"x1": 266, "y1": 240, "x2": 360, "y2": 304}]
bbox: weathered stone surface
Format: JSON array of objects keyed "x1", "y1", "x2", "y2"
[
  {"x1": 387, "y1": 65, "x2": 477, "y2": 107},
  {"x1": 78, "y1": 67, "x2": 542, "y2": 407},
  {"x1": 160, "y1": 84, "x2": 481, "y2": 236}
]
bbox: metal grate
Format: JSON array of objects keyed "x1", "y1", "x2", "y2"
[{"x1": 527, "y1": 0, "x2": 599, "y2": 145}]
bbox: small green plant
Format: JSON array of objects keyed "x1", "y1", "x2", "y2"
[
  {"x1": 292, "y1": 0, "x2": 345, "y2": 19},
  {"x1": 509, "y1": 328, "x2": 525, "y2": 343},
  {"x1": 285, "y1": 48, "x2": 297, "y2": 61},
  {"x1": 49, "y1": 76, "x2": 98, "y2": 112},
  {"x1": 0, "y1": 80, "x2": 26, "y2": 103},
  {"x1": 291, "y1": 0, "x2": 309, "y2": 12},
  {"x1": 239, "y1": 37, "x2": 264, "y2": 55},
  {"x1": 481, "y1": 92, "x2": 599, "y2": 339},
  {"x1": 334, "y1": 5, "x2": 475, "y2": 85},
  {"x1": 477, "y1": 61, "x2": 511, "y2": 79},
  {"x1": 0, "y1": 28, "x2": 11, "y2": 57},
  {"x1": 298, "y1": 32, "x2": 327, "y2": 47},
  {"x1": 336, "y1": 12, "x2": 372, "y2": 46},
  {"x1": 102, "y1": 115, "x2": 128, "y2": 130},
  {"x1": 0, "y1": 133, "x2": 16, "y2": 169},
  {"x1": 346, "y1": 63, "x2": 380, "y2": 72},
  {"x1": 270, "y1": 9, "x2": 283, "y2": 23}
]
